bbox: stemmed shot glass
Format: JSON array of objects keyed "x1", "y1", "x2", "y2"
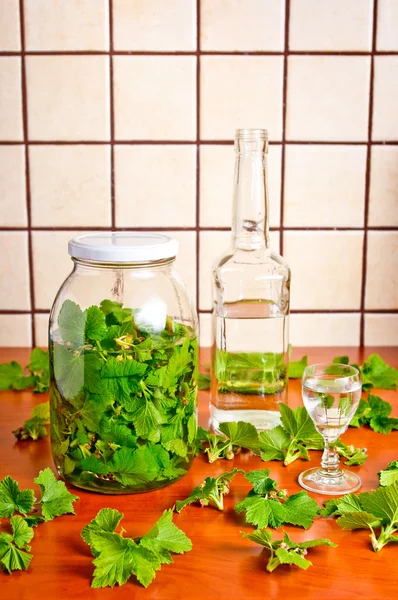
[{"x1": 298, "y1": 363, "x2": 362, "y2": 495}]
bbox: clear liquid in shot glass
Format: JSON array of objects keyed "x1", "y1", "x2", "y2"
[{"x1": 302, "y1": 376, "x2": 362, "y2": 440}]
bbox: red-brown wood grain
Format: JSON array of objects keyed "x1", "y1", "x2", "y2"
[{"x1": 0, "y1": 347, "x2": 397, "y2": 600}]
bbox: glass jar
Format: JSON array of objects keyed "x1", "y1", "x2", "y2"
[
  {"x1": 49, "y1": 233, "x2": 198, "y2": 494},
  {"x1": 210, "y1": 129, "x2": 291, "y2": 432}
]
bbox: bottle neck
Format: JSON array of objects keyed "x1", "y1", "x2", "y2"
[{"x1": 232, "y1": 136, "x2": 269, "y2": 250}]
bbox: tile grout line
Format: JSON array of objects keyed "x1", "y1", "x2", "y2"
[
  {"x1": 1, "y1": 226, "x2": 397, "y2": 232},
  {"x1": 2, "y1": 308, "x2": 397, "y2": 316},
  {"x1": 18, "y1": 0, "x2": 36, "y2": 347},
  {"x1": 109, "y1": 0, "x2": 116, "y2": 230},
  {"x1": 360, "y1": 0, "x2": 378, "y2": 347},
  {"x1": 195, "y1": 0, "x2": 201, "y2": 314},
  {"x1": 1, "y1": 140, "x2": 398, "y2": 146},
  {"x1": 1, "y1": 50, "x2": 398, "y2": 57},
  {"x1": 279, "y1": 0, "x2": 291, "y2": 255}
]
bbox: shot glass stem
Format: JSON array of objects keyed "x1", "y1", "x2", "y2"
[{"x1": 320, "y1": 438, "x2": 342, "y2": 477}]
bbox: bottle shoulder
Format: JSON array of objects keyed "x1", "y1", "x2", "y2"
[{"x1": 213, "y1": 247, "x2": 290, "y2": 277}]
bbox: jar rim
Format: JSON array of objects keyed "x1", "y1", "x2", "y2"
[{"x1": 68, "y1": 232, "x2": 179, "y2": 263}]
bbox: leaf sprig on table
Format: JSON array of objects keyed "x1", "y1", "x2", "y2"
[
  {"x1": 12, "y1": 402, "x2": 50, "y2": 441},
  {"x1": 241, "y1": 529, "x2": 336, "y2": 572},
  {"x1": 350, "y1": 394, "x2": 398, "y2": 434},
  {"x1": 379, "y1": 461, "x2": 398, "y2": 487},
  {"x1": 0, "y1": 348, "x2": 49, "y2": 393},
  {"x1": 81, "y1": 508, "x2": 192, "y2": 589},
  {"x1": 0, "y1": 469, "x2": 79, "y2": 573},
  {"x1": 321, "y1": 481, "x2": 398, "y2": 553},
  {"x1": 175, "y1": 468, "x2": 244, "y2": 512},
  {"x1": 235, "y1": 469, "x2": 319, "y2": 530}
]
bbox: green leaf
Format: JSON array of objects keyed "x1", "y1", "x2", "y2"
[
  {"x1": 218, "y1": 421, "x2": 259, "y2": 450},
  {"x1": 12, "y1": 416, "x2": 48, "y2": 441},
  {"x1": 336, "y1": 511, "x2": 381, "y2": 531},
  {"x1": 0, "y1": 476, "x2": 34, "y2": 517},
  {"x1": 320, "y1": 499, "x2": 340, "y2": 517},
  {"x1": 0, "y1": 361, "x2": 22, "y2": 390},
  {"x1": 258, "y1": 426, "x2": 290, "y2": 461},
  {"x1": 101, "y1": 357, "x2": 147, "y2": 403},
  {"x1": 370, "y1": 416, "x2": 398, "y2": 435},
  {"x1": 332, "y1": 355, "x2": 350, "y2": 365},
  {"x1": 58, "y1": 299, "x2": 85, "y2": 344},
  {"x1": 361, "y1": 354, "x2": 398, "y2": 390},
  {"x1": 335, "y1": 439, "x2": 368, "y2": 466},
  {"x1": 335, "y1": 493, "x2": 363, "y2": 514},
  {"x1": 175, "y1": 469, "x2": 244, "y2": 512},
  {"x1": 81, "y1": 507, "x2": 124, "y2": 549},
  {"x1": 283, "y1": 491, "x2": 319, "y2": 529},
  {"x1": 34, "y1": 468, "x2": 79, "y2": 521},
  {"x1": 84, "y1": 306, "x2": 107, "y2": 341},
  {"x1": 10, "y1": 515, "x2": 34, "y2": 548},
  {"x1": 108, "y1": 446, "x2": 160, "y2": 486},
  {"x1": 54, "y1": 344, "x2": 84, "y2": 399},
  {"x1": 379, "y1": 461, "x2": 398, "y2": 487},
  {"x1": 241, "y1": 528, "x2": 273, "y2": 548},
  {"x1": 0, "y1": 516, "x2": 34, "y2": 574},
  {"x1": 163, "y1": 338, "x2": 192, "y2": 389},
  {"x1": 244, "y1": 469, "x2": 277, "y2": 495},
  {"x1": 125, "y1": 395, "x2": 165, "y2": 439},
  {"x1": 83, "y1": 508, "x2": 192, "y2": 588},
  {"x1": 12, "y1": 375, "x2": 37, "y2": 390},
  {"x1": 274, "y1": 547, "x2": 312, "y2": 570},
  {"x1": 80, "y1": 456, "x2": 110, "y2": 476},
  {"x1": 198, "y1": 373, "x2": 210, "y2": 390},
  {"x1": 359, "y1": 482, "x2": 398, "y2": 525},
  {"x1": 235, "y1": 496, "x2": 286, "y2": 529},
  {"x1": 288, "y1": 355, "x2": 308, "y2": 379},
  {"x1": 29, "y1": 348, "x2": 48, "y2": 373},
  {"x1": 141, "y1": 509, "x2": 192, "y2": 555}
]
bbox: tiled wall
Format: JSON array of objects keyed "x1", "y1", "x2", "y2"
[{"x1": 0, "y1": 0, "x2": 397, "y2": 348}]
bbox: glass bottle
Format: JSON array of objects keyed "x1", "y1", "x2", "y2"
[{"x1": 210, "y1": 129, "x2": 291, "y2": 432}]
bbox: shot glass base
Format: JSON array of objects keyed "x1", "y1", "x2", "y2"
[{"x1": 298, "y1": 467, "x2": 362, "y2": 495}]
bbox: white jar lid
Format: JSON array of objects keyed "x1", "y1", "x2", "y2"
[{"x1": 68, "y1": 232, "x2": 179, "y2": 263}]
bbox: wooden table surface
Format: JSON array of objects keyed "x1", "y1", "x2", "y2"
[{"x1": 1, "y1": 346, "x2": 397, "y2": 600}]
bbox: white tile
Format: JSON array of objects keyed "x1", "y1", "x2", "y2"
[
  {"x1": 284, "y1": 231, "x2": 364, "y2": 310},
  {"x1": 365, "y1": 314, "x2": 398, "y2": 346},
  {"x1": 201, "y1": 0, "x2": 284, "y2": 51},
  {"x1": 24, "y1": 0, "x2": 109, "y2": 50},
  {"x1": 164, "y1": 230, "x2": 196, "y2": 307},
  {"x1": 0, "y1": 315, "x2": 32, "y2": 347},
  {"x1": 286, "y1": 56, "x2": 370, "y2": 141},
  {"x1": 32, "y1": 231, "x2": 80, "y2": 310},
  {"x1": 290, "y1": 313, "x2": 361, "y2": 346},
  {"x1": 199, "y1": 230, "x2": 280, "y2": 311},
  {"x1": 34, "y1": 313, "x2": 50, "y2": 348},
  {"x1": 115, "y1": 145, "x2": 196, "y2": 228},
  {"x1": 289, "y1": 0, "x2": 373, "y2": 51},
  {"x1": 365, "y1": 232, "x2": 398, "y2": 310},
  {"x1": 30, "y1": 145, "x2": 111, "y2": 227},
  {"x1": 284, "y1": 145, "x2": 367, "y2": 227},
  {"x1": 372, "y1": 57, "x2": 398, "y2": 141},
  {"x1": 369, "y1": 146, "x2": 398, "y2": 227},
  {"x1": 0, "y1": 232, "x2": 30, "y2": 310},
  {"x1": 199, "y1": 313, "x2": 212, "y2": 347},
  {"x1": 113, "y1": 56, "x2": 196, "y2": 141},
  {"x1": 199, "y1": 145, "x2": 234, "y2": 227},
  {"x1": 377, "y1": 0, "x2": 398, "y2": 51},
  {"x1": 199, "y1": 230, "x2": 231, "y2": 310},
  {"x1": 0, "y1": 57, "x2": 23, "y2": 141},
  {"x1": 113, "y1": 0, "x2": 196, "y2": 51},
  {"x1": 0, "y1": 0, "x2": 21, "y2": 51},
  {"x1": 26, "y1": 56, "x2": 110, "y2": 141},
  {"x1": 0, "y1": 145, "x2": 27, "y2": 227},
  {"x1": 201, "y1": 56, "x2": 283, "y2": 141}
]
